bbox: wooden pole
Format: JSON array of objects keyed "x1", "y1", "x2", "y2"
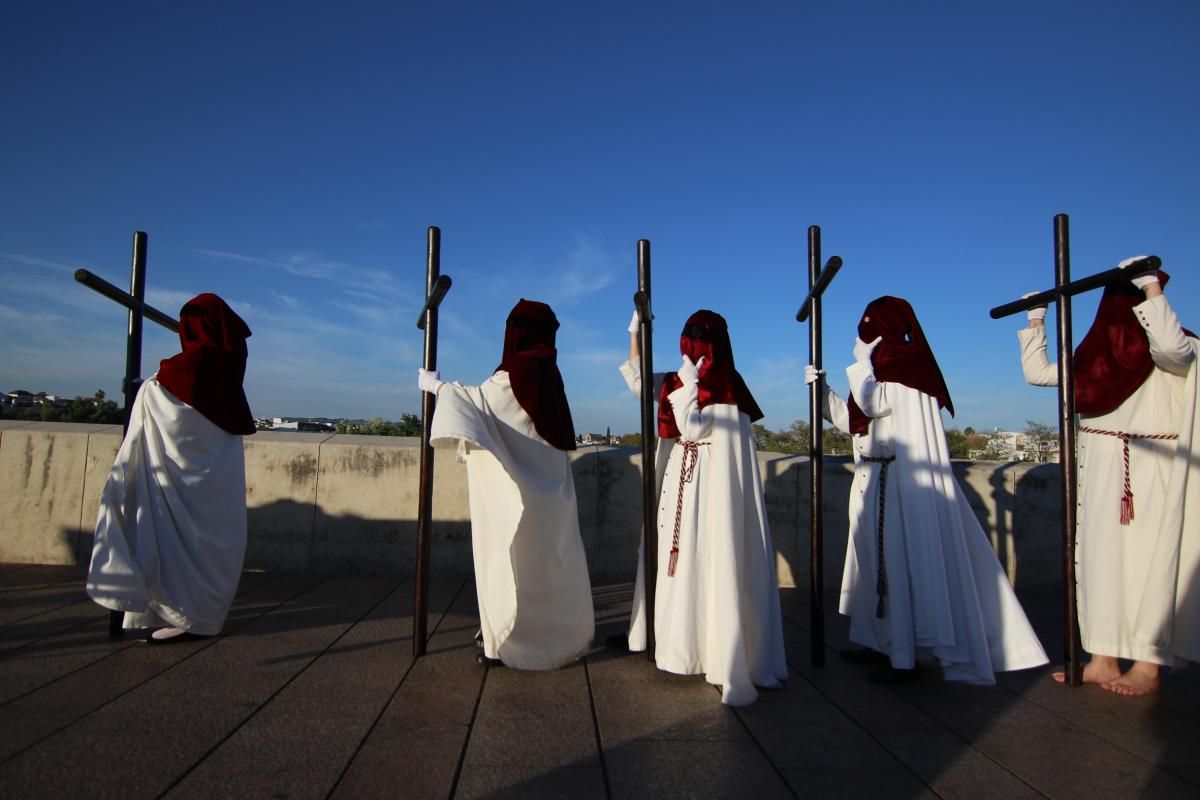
[
  {"x1": 636, "y1": 239, "x2": 657, "y2": 659},
  {"x1": 1053, "y1": 214, "x2": 1084, "y2": 687},
  {"x1": 413, "y1": 226, "x2": 448, "y2": 657},
  {"x1": 807, "y1": 226, "x2": 826, "y2": 667}
]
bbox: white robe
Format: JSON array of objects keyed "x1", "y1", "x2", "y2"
[
  {"x1": 620, "y1": 359, "x2": 788, "y2": 706},
  {"x1": 430, "y1": 371, "x2": 594, "y2": 670},
  {"x1": 86, "y1": 378, "x2": 248, "y2": 635},
  {"x1": 1019, "y1": 294, "x2": 1199, "y2": 665},
  {"x1": 823, "y1": 365, "x2": 1048, "y2": 682}
]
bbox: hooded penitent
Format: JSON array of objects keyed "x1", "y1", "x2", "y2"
[
  {"x1": 1075, "y1": 271, "x2": 1196, "y2": 416},
  {"x1": 156, "y1": 293, "x2": 255, "y2": 435},
  {"x1": 495, "y1": 298, "x2": 576, "y2": 451},
  {"x1": 657, "y1": 310, "x2": 763, "y2": 439},
  {"x1": 847, "y1": 296, "x2": 953, "y2": 435}
]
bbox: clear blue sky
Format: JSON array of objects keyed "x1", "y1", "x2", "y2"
[{"x1": 2, "y1": 1, "x2": 1197, "y2": 435}]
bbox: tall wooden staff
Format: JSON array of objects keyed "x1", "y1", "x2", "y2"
[
  {"x1": 73, "y1": 232, "x2": 180, "y2": 637},
  {"x1": 795, "y1": 226, "x2": 842, "y2": 667},
  {"x1": 990, "y1": 213, "x2": 1159, "y2": 686},
  {"x1": 413, "y1": 226, "x2": 453, "y2": 657},
  {"x1": 634, "y1": 239, "x2": 657, "y2": 659}
]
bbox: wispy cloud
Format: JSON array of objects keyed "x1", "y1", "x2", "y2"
[
  {"x1": 546, "y1": 234, "x2": 616, "y2": 305},
  {"x1": 0, "y1": 253, "x2": 77, "y2": 274},
  {"x1": 0, "y1": 302, "x2": 62, "y2": 324},
  {"x1": 195, "y1": 248, "x2": 414, "y2": 303},
  {"x1": 269, "y1": 290, "x2": 303, "y2": 310}
]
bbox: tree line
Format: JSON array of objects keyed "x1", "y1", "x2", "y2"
[
  {"x1": 620, "y1": 419, "x2": 1059, "y2": 461},
  {"x1": 0, "y1": 391, "x2": 124, "y2": 425}
]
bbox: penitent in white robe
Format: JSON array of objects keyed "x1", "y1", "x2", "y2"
[
  {"x1": 823, "y1": 364, "x2": 1048, "y2": 683},
  {"x1": 86, "y1": 378, "x2": 248, "y2": 635},
  {"x1": 1019, "y1": 294, "x2": 1199, "y2": 665},
  {"x1": 620, "y1": 359, "x2": 788, "y2": 706},
  {"x1": 431, "y1": 371, "x2": 594, "y2": 670}
]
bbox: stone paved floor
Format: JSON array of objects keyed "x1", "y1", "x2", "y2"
[{"x1": 1, "y1": 562, "x2": 1198, "y2": 799}]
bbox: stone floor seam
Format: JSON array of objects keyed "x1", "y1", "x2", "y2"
[
  {"x1": 582, "y1": 656, "x2": 614, "y2": 800},
  {"x1": 0, "y1": 573, "x2": 325, "y2": 769},
  {"x1": 152, "y1": 576, "x2": 405, "y2": 800},
  {"x1": 447, "y1": 654, "x2": 491, "y2": 800},
  {"x1": 990, "y1": 681, "x2": 1200, "y2": 791}
]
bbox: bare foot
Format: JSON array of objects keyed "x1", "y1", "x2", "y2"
[
  {"x1": 1053, "y1": 656, "x2": 1121, "y2": 685},
  {"x1": 1102, "y1": 662, "x2": 1160, "y2": 697}
]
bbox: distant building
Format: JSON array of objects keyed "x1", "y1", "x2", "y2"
[
  {"x1": 264, "y1": 417, "x2": 335, "y2": 433},
  {"x1": 5, "y1": 390, "x2": 35, "y2": 407},
  {"x1": 979, "y1": 428, "x2": 1060, "y2": 463},
  {"x1": 578, "y1": 432, "x2": 613, "y2": 446}
]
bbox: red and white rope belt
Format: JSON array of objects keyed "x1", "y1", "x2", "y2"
[
  {"x1": 861, "y1": 454, "x2": 896, "y2": 618},
  {"x1": 1079, "y1": 426, "x2": 1179, "y2": 525},
  {"x1": 668, "y1": 440, "x2": 708, "y2": 577}
]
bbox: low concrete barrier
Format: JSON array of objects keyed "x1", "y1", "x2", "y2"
[{"x1": 0, "y1": 421, "x2": 1063, "y2": 592}]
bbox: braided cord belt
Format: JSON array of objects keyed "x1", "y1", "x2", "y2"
[
  {"x1": 862, "y1": 454, "x2": 896, "y2": 618},
  {"x1": 668, "y1": 440, "x2": 707, "y2": 577},
  {"x1": 1079, "y1": 427, "x2": 1178, "y2": 525}
]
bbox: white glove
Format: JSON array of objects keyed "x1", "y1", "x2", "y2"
[
  {"x1": 628, "y1": 310, "x2": 640, "y2": 334},
  {"x1": 1118, "y1": 255, "x2": 1158, "y2": 289},
  {"x1": 677, "y1": 354, "x2": 705, "y2": 385},
  {"x1": 1131, "y1": 272, "x2": 1159, "y2": 290},
  {"x1": 804, "y1": 364, "x2": 824, "y2": 385},
  {"x1": 852, "y1": 336, "x2": 882, "y2": 364},
  {"x1": 418, "y1": 368, "x2": 444, "y2": 394},
  {"x1": 1022, "y1": 291, "x2": 1047, "y2": 322}
]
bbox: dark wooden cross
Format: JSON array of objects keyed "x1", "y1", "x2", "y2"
[
  {"x1": 412, "y1": 226, "x2": 452, "y2": 657},
  {"x1": 990, "y1": 213, "x2": 1160, "y2": 686},
  {"x1": 795, "y1": 225, "x2": 843, "y2": 667}
]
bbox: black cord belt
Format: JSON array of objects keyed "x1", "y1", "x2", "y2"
[{"x1": 861, "y1": 454, "x2": 896, "y2": 618}]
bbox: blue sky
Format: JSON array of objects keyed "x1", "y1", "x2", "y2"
[{"x1": 2, "y1": 1, "x2": 1197, "y2": 435}]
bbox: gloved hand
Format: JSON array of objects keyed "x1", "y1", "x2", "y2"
[
  {"x1": 418, "y1": 368, "x2": 444, "y2": 395},
  {"x1": 677, "y1": 354, "x2": 705, "y2": 385},
  {"x1": 628, "y1": 310, "x2": 640, "y2": 334},
  {"x1": 1022, "y1": 291, "x2": 1047, "y2": 322},
  {"x1": 852, "y1": 336, "x2": 882, "y2": 364},
  {"x1": 804, "y1": 364, "x2": 824, "y2": 385},
  {"x1": 1118, "y1": 255, "x2": 1159, "y2": 290}
]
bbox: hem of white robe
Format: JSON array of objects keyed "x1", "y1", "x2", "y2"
[
  {"x1": 1083, "y1": 638, "x2": 1185, "y2": 667},
  {"x1": 845, "y1": 609, "x2": 1049, "y2": 678},
  {"x1": 643, "y1": 654, "x2": 785, "y2": 706},
  {"x1": 89, "y1": 592, "x2": 225, "y2": 636}
]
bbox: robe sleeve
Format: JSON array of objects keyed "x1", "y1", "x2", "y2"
[
  {"x1": 619, "y1": 357, "x2": 666, "y2": 397},
  {"x1": 823, "y1": 385, "x2": 851, "y2": 433},
  {"x1": 1135, "y1": 294, "x2": 1196, "y2": 378},
  {"x1": 1017, "y1": 326, "x2": 1058, "y2": 387},
  {"x1": 665, "y1": 381, "x2": 714, "y2": 441},
  {"x1": 845, "y1": 361, "x2": 892, "y2": 419}
]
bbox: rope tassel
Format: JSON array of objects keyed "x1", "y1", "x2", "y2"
[
  {"x1": 1121, "y1": 491, "x2": 1135, "y2": 526},
  {"x1": 667, "y1": 441, "x2": 705, "y2": 577},
  {"x1": 1080, "y1": 427, "x2": 1177, "y2": 526}
]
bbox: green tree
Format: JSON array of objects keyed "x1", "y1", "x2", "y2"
[
  {"x1": 945, "y1": 427, "x2": 969, "y2": 459},
  {"x1": 1023, "y1": 420, "x2": 1059, "y2": 463},
  {"x1": 823, "y1": 426, "x2": 852, "y2": 455}
]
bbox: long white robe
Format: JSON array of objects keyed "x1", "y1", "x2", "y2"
[
  {"x1": 620, "y1": 359, "x2": 788, "y2": 706},
  {"x1": 86, "y1": 378, "x2": 248, "y2": 635},
  {"x1": 823, "y1": 365, "x2": 1048, "y2": 682},
  {"x1": 430, "y1": 371, "x2": 594, "y2": 670},
  {"x1": 1019, "y1": 294, "x2": 1199, "y2": 665}
]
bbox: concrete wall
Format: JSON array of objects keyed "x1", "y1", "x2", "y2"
[{"x1": 0, "y1": 421, "x2": 1064, "y2": 592}]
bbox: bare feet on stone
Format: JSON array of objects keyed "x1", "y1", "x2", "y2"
[
  {"x1": 1053, "y1": 655, "x2": 1120, "y2": 685},
  {"x1": 1102, "y1": 662, "x2": 1160, "y2": 697}
]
